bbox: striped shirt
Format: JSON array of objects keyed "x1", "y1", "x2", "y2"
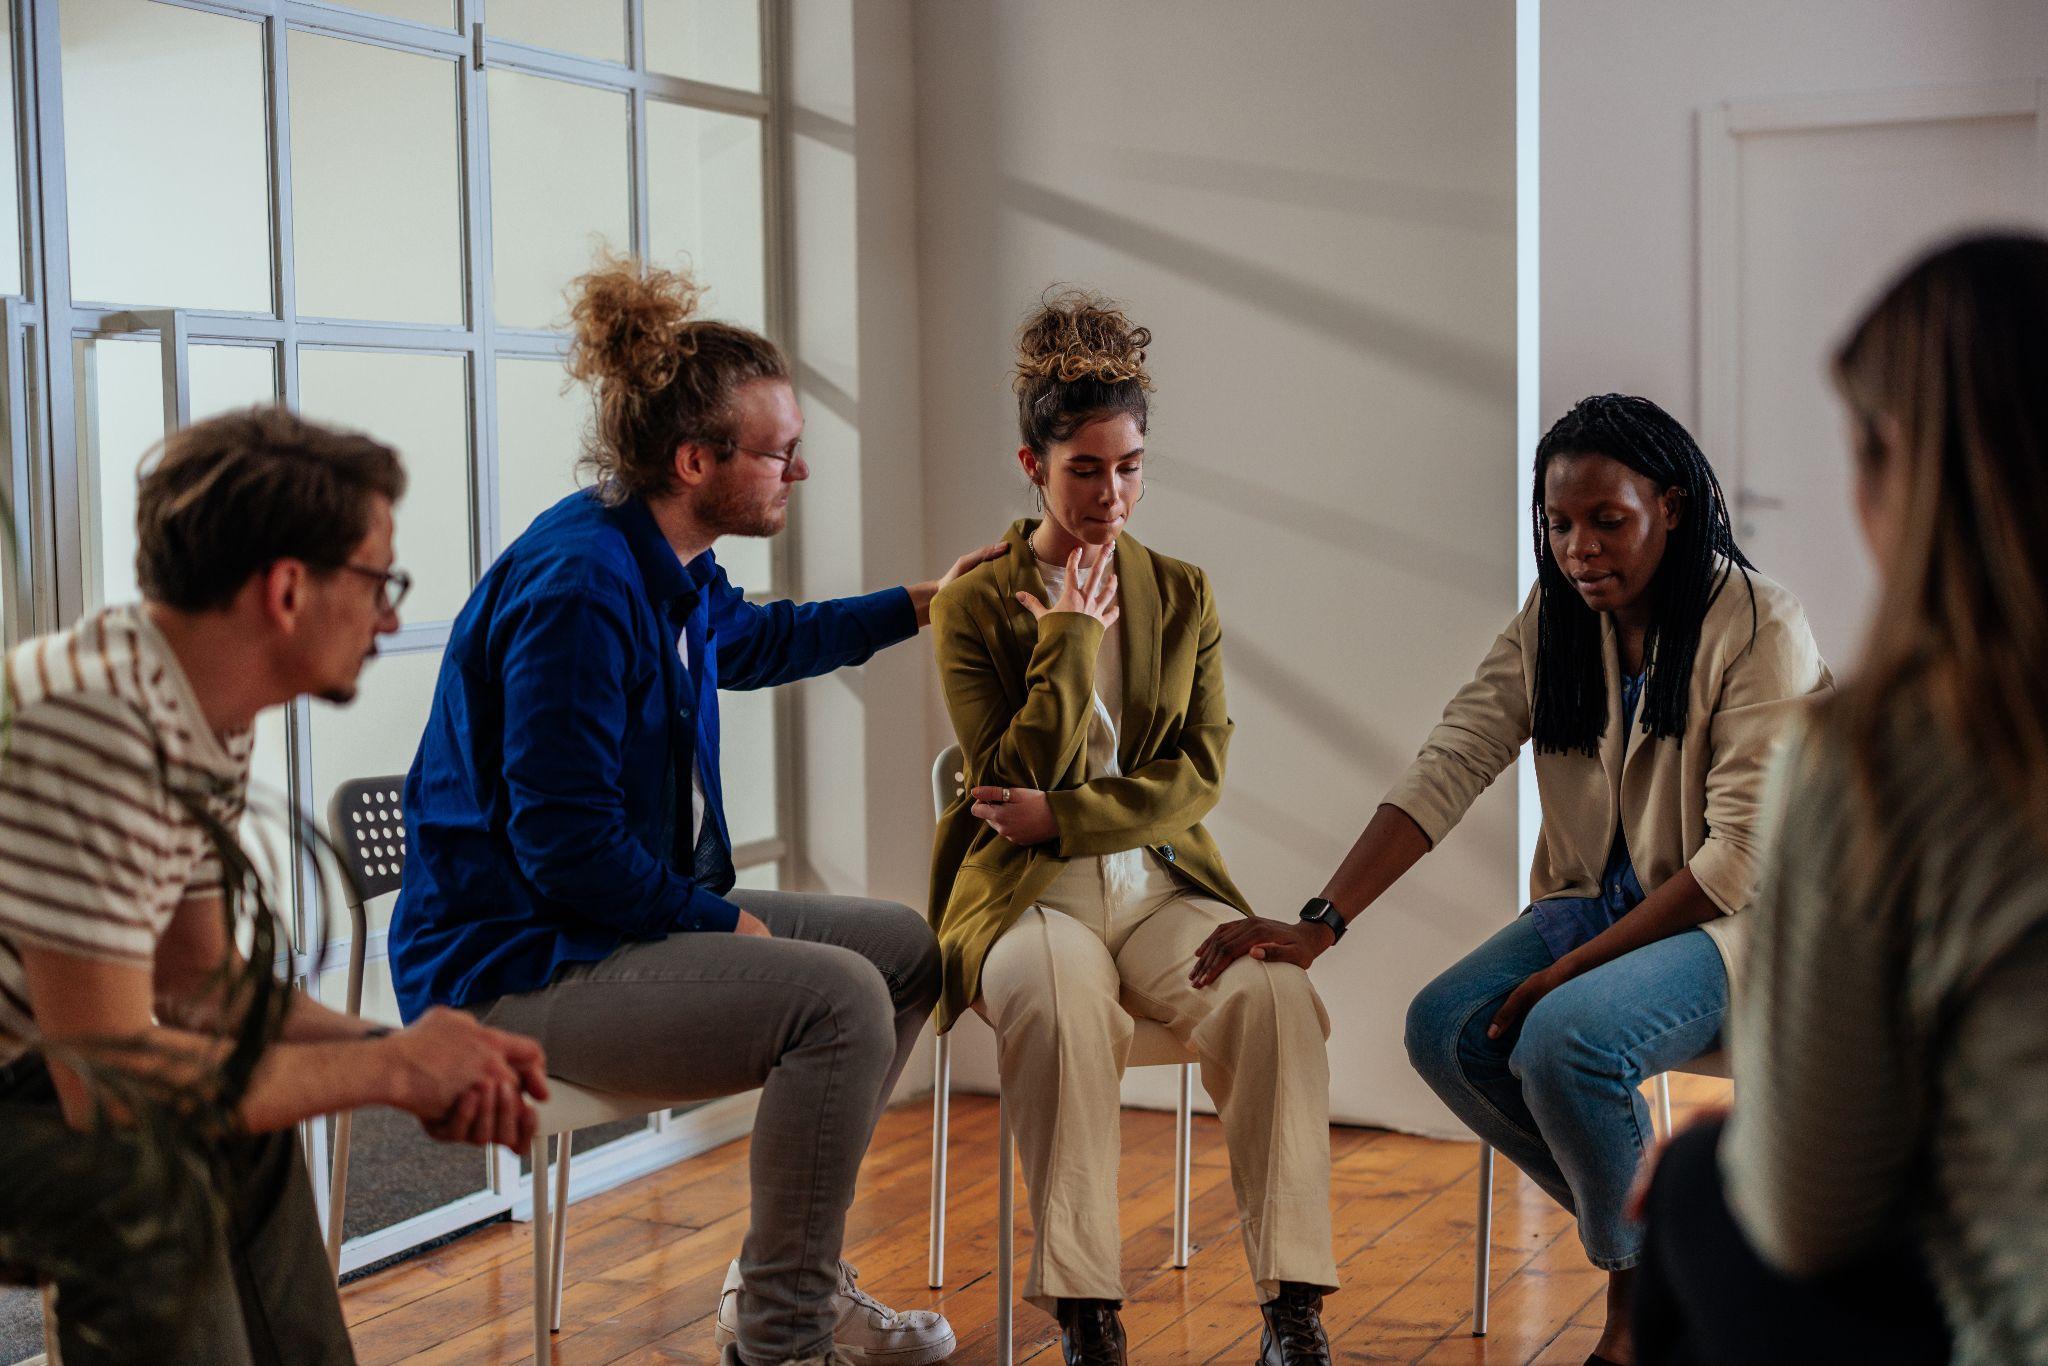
[{"x1": 0, "y1": 606, "x2": 252, "y2": 1066}]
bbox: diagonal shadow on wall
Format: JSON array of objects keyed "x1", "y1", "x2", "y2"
[{"x1": 1002, "y1": 177, "x2": 1514, "y2": 403}]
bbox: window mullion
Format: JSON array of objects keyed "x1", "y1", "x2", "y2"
[
  {"x1": 464, "y1": 0, "x2": 500, "y2": 567},
  {"x1": 26, "y1": 0, "x2": 82, "y2": 628}
]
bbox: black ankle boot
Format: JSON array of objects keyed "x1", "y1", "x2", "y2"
[
  {"x1": 1258, "y1": 1282, "x2": 1331, "y2": 1365},
  {"x1": 1054, "y1": 1297, "x2": 1127, "y2": 1366}
]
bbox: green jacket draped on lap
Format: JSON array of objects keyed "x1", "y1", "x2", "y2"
[{"x1": 926, "y1": 519, "x2": 1252, "y2": 1032}]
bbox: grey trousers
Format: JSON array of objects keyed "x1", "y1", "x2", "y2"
[
  {"x1": 0, "y1": 1055, "x2": 354, "y2": 1366},
  {"x1": 473, "y1": 888, "x2": 942, "y2": 1364}
]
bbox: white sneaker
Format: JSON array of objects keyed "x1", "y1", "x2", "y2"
[{"x1": 714, "y1": 1258, "x2": 957, "y2": 1365}]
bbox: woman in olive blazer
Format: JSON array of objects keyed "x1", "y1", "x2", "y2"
[
  {"x1": 927, "y1": 292, "x2": 1337, "y2": 1366},
  {"x1": 1197, "y1": 394, "x2": 1828, "y2": 1366}
]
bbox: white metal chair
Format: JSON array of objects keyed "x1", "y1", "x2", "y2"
[
  {"x1": 924, "y1": 746, "x2": 1199, "y2": 1366},
  {"x1": 324, "y1": 777, "x2": 674, "y2": 1366},
  {"x1": 1468, "y1": 1049, "x2": 1732, "y2": 1335}
]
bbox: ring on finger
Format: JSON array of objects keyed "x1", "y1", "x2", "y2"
[{"x1": 1001, "y1": 787, "x2": 1012, "y2": 803}]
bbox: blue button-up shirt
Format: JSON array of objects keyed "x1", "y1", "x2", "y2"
[{"x1": 388, "y1": 490, "x2": 918, "y2": 1019}]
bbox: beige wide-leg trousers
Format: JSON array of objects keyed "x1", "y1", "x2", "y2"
[{"x1": 978, "y1": 852, "x2": 1338, "y2": 1312}]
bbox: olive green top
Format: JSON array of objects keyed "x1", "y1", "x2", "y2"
[
  {"x1": 1722, "y1": 714, "x2": 2048, "y2": 1364},
  {"x1": 925, "y1": 520, "x2": 1251, "y2": 1031}
]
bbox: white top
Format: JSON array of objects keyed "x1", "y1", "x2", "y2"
[
  {"x1": 1038, "y1": 553, "x2": 1176, "y2": 905},
  {"x1": 0, "y1": 606, "x2": 254, "y2": 1066}
]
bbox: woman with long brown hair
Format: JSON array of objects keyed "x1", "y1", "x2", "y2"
[{"x1": 1635, "y1": 232, "x2": 2048, "y2": 1365}]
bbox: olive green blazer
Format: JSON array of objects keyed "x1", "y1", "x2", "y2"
[{"x1": 926, "y1": 520, "x2": 1252, "y2": 1031}]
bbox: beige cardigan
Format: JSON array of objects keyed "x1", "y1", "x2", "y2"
[{"x1": 1381, "y1": 563, "x2": 1830, "y2": 986}]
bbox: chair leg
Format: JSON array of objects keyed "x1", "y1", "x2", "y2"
[
  {"x1": 1473, "y1": 1143, "x2": 1495, "y2": 1337},
  {"x1": 929, "y1": 1029, "x2": 952, "y2": 1288},
  {"x1": 326, "y1": 1110, "x2": 354, "y2": 1275},
  {"x1": 532, "y1": 1134, "x2": 552, "y2": 1365},
  {"x1": 551, "y1": 1130, "x2": 573, "y2": 1331},
  {"x1": 1173, "y1": 1063, "x2": 1194, "y2": 1269},
  {"x1": 997, "y1": 1088, "x2": 1015, "y2": 1366},
  {"x1": 1654, "y1": 1071, "x2": 1673, "y2": 1138},
  {"x1": 40, "y1": 1283, "x2": 60, "y2": 1365}
]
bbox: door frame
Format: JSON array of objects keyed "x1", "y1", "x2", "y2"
[{"x1": 1696, "y1": 76, "x2": 2048, "y2": 520}]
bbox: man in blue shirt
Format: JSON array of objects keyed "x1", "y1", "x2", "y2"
[{"x1": 390, "y1": 261, "x2": 999, "y2": 1366}]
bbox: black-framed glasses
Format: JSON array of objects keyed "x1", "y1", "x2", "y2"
[{"x1": 340, "y1": 562, "x2": 413, "y2": 613}]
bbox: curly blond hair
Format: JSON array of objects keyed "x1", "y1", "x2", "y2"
[
  {"x1": 565, "y1": 252, "x2": 787, "y2": 501},
  {"x1": 1013, "y1": 288, "x2": 1153, "y2": 454}
]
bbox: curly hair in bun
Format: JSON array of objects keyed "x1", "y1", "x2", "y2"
[
  {"x1": 1014, "y1": 288, "x2": 1152, "y2": 456},
  {"x1": 565, "y1": 253, "x2": 788, "y2": 501}
]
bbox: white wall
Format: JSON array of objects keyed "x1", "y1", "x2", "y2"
[
  {"x1": 1541, "y1": 0, "x2": 2048, "y2": 430},
  {"x1": 783, "y1": 0, "x2": 950, "y2": 1105},
  {"x1": 910, "y1": 0, "x2": 1518, "y2": 1135}
]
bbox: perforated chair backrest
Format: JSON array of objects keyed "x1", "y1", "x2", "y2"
[
  {"x1": 327, "y1": 776, "x2": 409, "y2": 911},
  {"x1": 932, "y1": 744, "x2": 963, "y2": 821}
]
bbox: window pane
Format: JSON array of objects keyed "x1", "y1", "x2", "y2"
[
  {"x1": 289, "y1": 33, "x2": 462, "y2": 325},
  {"x1": 296, "y1": 349, "x2": 472, "y2": 622},
  {"x1": 312, "y1": 0, "x2": 452, "y2": 28},
  {"x1": 495, "y1": 356, "x2": 587, "y2": 549},
  {"x1": 0, "y1": 0, "x2": 22, "y2": 297},
  {"x1": 714, "y1": 531, "x2": 770, "y2": 591},
  {"x1": 720, "y1": 685, "x2": 776, "y2": 847},
  {"x1": 646, "y1": 0, "x2": 762, "y2": 93},
  {"x1": 647, "y1": 104, "x2": 766, "y2": 335},
  {"x1": 61, "y1": 0, "x2": 272, "y2": 312},
  {"x1": 734, "y1": 861, "x2": 781, "y2": 893},
  {"x1": 76, "y1": 336, "x2": 161, "y2": 609},
  {"x1": 309, "y1": 647, "x2": 441, "y2": 942},
  {"x1": 190, "y1": 343, "x2": 278, "y2": 421},
  {"x1": 487, "y1": 0, "x2": 625, "y2": 63},
  {"x1": 487, "y1": 71, "x2": 630, "y2": 329}
]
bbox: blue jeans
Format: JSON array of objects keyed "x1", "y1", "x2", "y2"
[{"x1": 1404, "y1": 915, "x2": 1728, "y2": 1269}]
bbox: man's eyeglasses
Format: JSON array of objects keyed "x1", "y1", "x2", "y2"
[
  {"x1": 340, "y1": 562, "x2": 413, "y2": 613},
  {"x1": 719, "y1": 438, "x2": 804, "y2": 475}
]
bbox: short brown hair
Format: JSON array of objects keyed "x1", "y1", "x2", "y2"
[
  {"x1": 565, "y1": 253, "x2": 789, "y2": 502},
  {"x1": 136, "y1": 405, "x2": 407, "y2": 611}
]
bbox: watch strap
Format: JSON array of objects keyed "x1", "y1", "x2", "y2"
[{"x1": 1298, "y1": 896, "x2": 1346, "y2": 942}]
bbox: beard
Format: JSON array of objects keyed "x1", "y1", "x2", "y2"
[
  {"x1": 317, "y1": 648, "x2": 378, "y2": 705},
  {"x1": 695, "y1": 476, "x2": 787, "y2": 539}
]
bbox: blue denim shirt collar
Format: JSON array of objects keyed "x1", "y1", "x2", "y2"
[{"x1": 609, "y1": 494, "x2": 717, "y2": 623}]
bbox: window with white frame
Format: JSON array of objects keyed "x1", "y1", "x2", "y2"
[{"x1": 0, "y1": 0, "x2": 792, "y2": 1278}]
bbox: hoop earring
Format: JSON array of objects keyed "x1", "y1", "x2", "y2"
[{"x1": 1032, "y1": 484, "x2": 1046, "y2": 513}]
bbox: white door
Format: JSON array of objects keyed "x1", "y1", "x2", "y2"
[{"x1": 1699, "y1": 82, "x2": 2048, "y2": 669}]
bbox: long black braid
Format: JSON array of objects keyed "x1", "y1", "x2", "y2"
[{"x1": 1531, "y1": 394, "x2": 1753, "y2": 756}]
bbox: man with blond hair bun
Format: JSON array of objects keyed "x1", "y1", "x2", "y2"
[{"x1": 391, "y1": 258, "x2": 1002, "y2": 1366}]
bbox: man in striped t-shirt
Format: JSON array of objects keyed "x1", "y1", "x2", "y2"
[{"x1": 0, "y1": 408, "x2": 549, "y2": 1366}]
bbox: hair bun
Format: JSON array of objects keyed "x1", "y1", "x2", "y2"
[
  {"x1": 1014, "y1": 288, "x2": 1153, "y2": 393},
  {"x1": 566, "y1": 253, "x2": 705, "y2": 396}
]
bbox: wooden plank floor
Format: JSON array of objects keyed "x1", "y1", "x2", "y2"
[{"x1": 341, "y1": 1079, "x2": 1730, "y2": 1364}]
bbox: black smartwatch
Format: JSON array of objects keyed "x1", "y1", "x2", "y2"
[{"x1": 1298, "y1": 897, "x2": 1347, "y2": 944}]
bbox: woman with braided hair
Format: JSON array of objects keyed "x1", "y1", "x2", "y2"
[
  {"x1": 1195, "y1": 393, "x2": 1829, "y2": 1366},
  {"x1": 930, "y1": 291, "x2": 1339, "y2": 1366}
]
